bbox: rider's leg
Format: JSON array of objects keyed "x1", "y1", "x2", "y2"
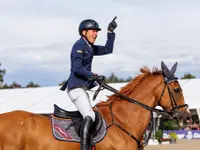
[
  {"x1": 80, "y1": 116, "x2": 94, "y2": 150},
  {"x1": 67, "y1": 87, "x2": 95, "y2": 150},
  {"x1": 67, "y1": 87, "x2": 95, "y2": 121}
]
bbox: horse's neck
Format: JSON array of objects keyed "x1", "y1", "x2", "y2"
[
  {"x1": 99, "y1": 75, "x2": 162, "y2": 141},
  {"x1": 110, "y1": 97, "x2": 155, "y2": 141}
]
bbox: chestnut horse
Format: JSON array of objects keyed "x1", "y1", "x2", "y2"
[{"x1": 0, "y1": 62, "x2": 190, "y2": 150}]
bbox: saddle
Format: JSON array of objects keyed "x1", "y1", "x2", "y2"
[{"x1": 51, "y1": 104, "x2": 107, "y2": 144}]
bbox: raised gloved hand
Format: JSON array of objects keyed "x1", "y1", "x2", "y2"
[{"x1": 107, "y1": 16, "x2": 117, "y2": 32}]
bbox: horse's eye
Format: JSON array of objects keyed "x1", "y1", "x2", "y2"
[{"x1": 174, "y1": 88, "x2": 180, "y2": 93}]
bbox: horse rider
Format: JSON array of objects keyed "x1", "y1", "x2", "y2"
[{"x1": 60, "y1": 17, "x2": 117, "y2": 150}]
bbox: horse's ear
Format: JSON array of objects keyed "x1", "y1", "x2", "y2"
[
  {"x1": 161, "y1": 61, "x2": 171, "y2": 78},
  {"x1": 170, "y1": 62, "x2": 178, "y2": 75},
  {"x1": 161, "y1": 61, "x2": 178, "y2": 80},
  {"x1": 161, "y1": 61, "x2": 165, "y2": 70},
  {"x1": 161, "y1": 61, "x2": 168, "y2": 71}
]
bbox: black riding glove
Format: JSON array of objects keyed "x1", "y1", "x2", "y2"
[
  {"x1": 88, "y1": 74, "x2": 98, "y2": 82},
  {"x1": 107, "y1": 16, "x2": 117, "y2": 32},
  {"x1": 88, "y1": 74, "x2": 105, "y2": 83}
]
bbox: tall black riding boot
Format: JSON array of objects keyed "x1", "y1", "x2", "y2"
[{"x1": 80, "y1": 116, "x2": 94, "y2": 150}]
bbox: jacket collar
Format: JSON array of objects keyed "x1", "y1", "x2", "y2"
[{"x1": 79, "y1": 37, "x2": 92, "y2": 47}]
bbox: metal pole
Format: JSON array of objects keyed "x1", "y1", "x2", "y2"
[{"x1": 153, "y1": 112, "x2": 157, "y2": 142}]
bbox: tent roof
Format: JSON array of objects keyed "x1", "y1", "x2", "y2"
[{"x1": 0, "y1": 79, "x2": 198, "y2": 113}]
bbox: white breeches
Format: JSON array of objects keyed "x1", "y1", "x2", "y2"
[{"x1": 67, "y1": 87, "x2": 95, "y2": 122}]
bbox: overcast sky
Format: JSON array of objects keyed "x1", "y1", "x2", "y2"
[{"x1": 0, "y1": 0, "x2": 200, "y2": 86}]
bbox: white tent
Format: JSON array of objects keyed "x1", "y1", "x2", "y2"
[
  {"x1": 0, "y1": 79, "x2": 199, "y2": 114},
  {"x1": 179, "y1": 79, "x2": 200, "y2": 109},
  {"x1": 0, "y1": 83, "x2": 125, "y2": 113}
]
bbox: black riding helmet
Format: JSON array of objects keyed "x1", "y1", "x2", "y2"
[{"x1": 78, "y1": 19, "x2": 101, "y2": 35}]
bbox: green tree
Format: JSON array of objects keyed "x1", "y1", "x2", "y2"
[
  {"x1": 155, "y1": 130, "x2": 163, "y2": 144},
  {"x1": 125, "y1": 76, "x2": 132, "y2": 82},
  {"x1": 0, "y1": 63, "x2": 6, "y2": 87},
  {"x1": 106, "y1": 73, "x2": 119, "y2": 83},
  {"x1": 106, "y1": 73, "x2": 131, "y2": 83},
  {"x1": 10, "y1": 81, "x2": 21, "y2": 88},
  {"x1": 181, "y1": 73, "x2": 196, "y2": 79},
  {"x1": 26, "y1": 81, "x2": 40, "y2": 88},
  {"x1": 162, "y1": 120, "x2": 179, "y2": 130},
  {"x1": 2, "y1": 84, "x2": 12, "y2": 89},
  {"x1": 58, "y1": 73, "x2": 132, "y2": 85}
]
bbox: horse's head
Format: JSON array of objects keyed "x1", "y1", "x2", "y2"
[{"x1": 155, "y1": 61, "x2": 191, "y2": 120}]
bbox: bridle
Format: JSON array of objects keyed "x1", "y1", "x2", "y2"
[
  {"x1": 156, "y1": 78, "x2": 188, "y2": 118},
  {"x1": 93, "y1": 76, "x2": 188, "y2": 149}
]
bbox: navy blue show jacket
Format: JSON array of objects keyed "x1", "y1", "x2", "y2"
[{"x1": 60, "y1": 32, "x2": 115, "y2": 91}]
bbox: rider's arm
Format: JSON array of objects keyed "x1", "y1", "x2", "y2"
[
  {"x1": 93, "y1": 32, "x2": 115, "y2": 55},
  {"x1": 71, "y1": 44, "x2": 93, "y2": 79}
]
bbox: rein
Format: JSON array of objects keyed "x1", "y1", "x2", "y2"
[
  {"x1": 94, "y1": 77, "x2": 188, "y2": 148},
  {"x1": 100, "y1": 81, "x2": 187, "y2": 118}
]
